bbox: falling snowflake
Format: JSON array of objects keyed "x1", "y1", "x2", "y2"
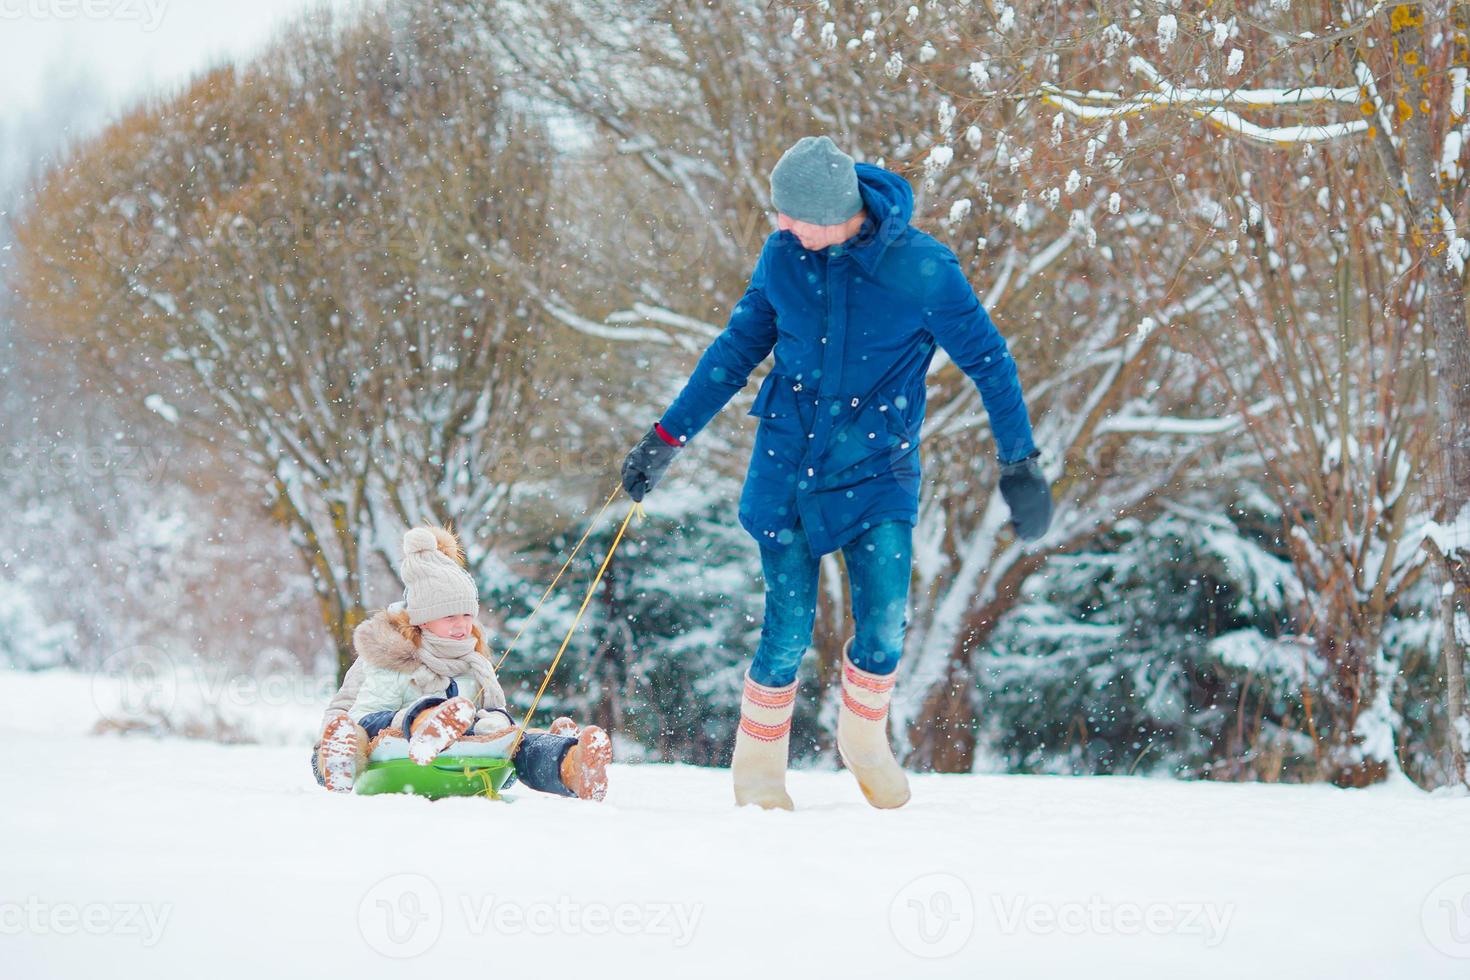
[
  {"x1": 965, "y1": 125, "x2": 983, "y2": 149},
  {"x1": 906, "y1": 5, "x2": 919, "y2": 24},
  {"x1": 1065, "y1": 169, "x2": 1082, "y2": 194},
  {"x1": 820, "y1": 22, "x2": 837, "y2": 49},
  {"x1": 949, "y1": 198, "x2": 972, "y2": 223},
  {"x1": 885, "y1": 52, "x2": 904, "y2": 78},
  {"x1": 791, "y1": 17, "x2": 805, "y2": 41},
  {"x1": 918, "y1": 42, "x2": 938, "y2": 63},
  {"x1": 968, "y1": 61, "x2": 990, "y2": 88},
  {"x1": 1108, "y1": 192, "x2": 1121, "y2": 214},
  {"x1": 1226, "y1": 48, "x2": 1244, "y2": 76}
]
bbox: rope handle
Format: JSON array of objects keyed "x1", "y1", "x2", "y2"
[
  {"x1": 505, "y1": 492, "x2": 645, "y2": 758},
  {"x1": 494, "y1": 485, "x2": 623, "y2": 671}
]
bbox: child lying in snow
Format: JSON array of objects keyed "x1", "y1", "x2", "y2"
[{"x1": 312, "y1": 525, "x2": 611, "y2": 801}]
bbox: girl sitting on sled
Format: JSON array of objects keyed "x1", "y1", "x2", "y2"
[{"x1": 312, "y1": 525, "x2": 611, "y2": 801}]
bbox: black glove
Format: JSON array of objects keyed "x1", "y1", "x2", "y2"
[
  {"x1": 998, "y1": 449, "x2": 1053, "y2": 541},
  {"x1": 621, "y1": 424, "x2": 681, "y2": 502}
]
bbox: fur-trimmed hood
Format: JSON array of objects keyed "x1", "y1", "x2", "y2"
[{"x1": 352, "y1": 608, "x2": 491, "y2": 675}]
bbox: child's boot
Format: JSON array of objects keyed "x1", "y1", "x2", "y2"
[
  {"x1": 318, "y1": 715, "x2": 369, "y2": 793},
  {"x1": 559, "y1": 725, "x2": 612, "y2": 801},
  {"x1": 408, "y1": 696, "x2": 476, "y2": 765},
  {"x1": 836, "y1": 639, "x2": 910, "y2": 809},
  {"x1": 730, "y1": 673, "x2": 797, "y2": 810}
]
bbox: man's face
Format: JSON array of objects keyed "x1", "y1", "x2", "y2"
[{"x1": 777, "y1": 212, "x2": 857, "y2": 251}]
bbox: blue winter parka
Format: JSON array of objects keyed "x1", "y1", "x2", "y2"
[{"x1": 659, "y1": 163, "x2": 1037, "y2": 557}]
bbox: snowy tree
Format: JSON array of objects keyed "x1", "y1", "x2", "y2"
[
  {"x1": 918, "y1": 0, "x2": 1470, "y2": 782},
  {"x1": 11, "y1": 6, "x2": 568, "y2": 678}
]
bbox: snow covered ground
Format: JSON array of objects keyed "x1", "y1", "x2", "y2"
[{"x1": 4, "y1": 668, "x2": 1469, "y2": 978}]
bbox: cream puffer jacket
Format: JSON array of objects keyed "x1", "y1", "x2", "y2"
[{"x1": 327, "y1": 607, "x2": 509, "y2": 731}]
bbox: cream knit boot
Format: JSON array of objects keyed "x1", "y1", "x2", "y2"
[
  {"x1": 730, "y1": 673, "x2": 797, "y2": 810},
  {"x1": 836, "y1": 640, "x2": 911, "y2": 809}
]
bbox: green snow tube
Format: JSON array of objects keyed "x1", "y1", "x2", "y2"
[{"x1": 354, "y1": 756, "x2": 515, "y2": 800}]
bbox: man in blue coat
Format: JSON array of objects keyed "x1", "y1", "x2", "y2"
[{"x1": 622, "y1": 136, "x2": 1052, "y2": 810}]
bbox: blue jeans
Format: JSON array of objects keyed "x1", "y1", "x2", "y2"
[{"x1": 749, "y1": 520, "x2": 913, "y2": 687}]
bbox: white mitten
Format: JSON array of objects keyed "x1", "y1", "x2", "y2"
[{"x1": 472, "y1": 707, "x2": 516, "y2": 736}]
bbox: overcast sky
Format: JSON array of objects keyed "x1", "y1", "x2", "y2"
[
  {"x1": 0, "y1": 0, "x2": 360, "y2": 202},
  {"x1": 1, "y1": 0, "x2": 358, "y2": 127}
]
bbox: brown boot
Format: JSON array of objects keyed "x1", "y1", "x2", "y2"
[
  {"x1": 318, "y1": 715, "x2": 368, "y2": 793},
  {"x1": 408, "y1": 696, "x2": 476, "y2": 765},
  {"x1": 559, "y1": 725, "x2": 612, "y2": 801},
  {"x1": 549, "y1": 716, "x2": 579, "y2": 737}
]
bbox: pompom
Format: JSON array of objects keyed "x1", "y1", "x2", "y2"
[
  {"x1": 403, "y1": 527, "x2": 439, "y2": 556},
  {"x1": 403, "y1": 525, "x2": 465, "y2": 565}
]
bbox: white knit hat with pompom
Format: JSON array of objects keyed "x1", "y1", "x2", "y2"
[{"x1": 400, "y1": 526, "x2": 479, "y2": 625}]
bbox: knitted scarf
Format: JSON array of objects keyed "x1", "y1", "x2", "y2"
[{"x1": 412, "y1": 631, "x2": 506, "y2": 710}]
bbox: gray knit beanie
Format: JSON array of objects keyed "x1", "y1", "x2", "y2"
[
  {"x1": 770, "y1": 136, "x2": 863, "y2": 225},
  {"x1": 400, "y1": 526, "x2": 480, "y2": 625}
]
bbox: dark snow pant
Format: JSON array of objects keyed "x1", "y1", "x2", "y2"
[
  {"x1": 508, "y1": 732, "x2": 579, "y2": 798},
  {"x1": 750, "y1": 519, "x2": 913, "y2": 687}
]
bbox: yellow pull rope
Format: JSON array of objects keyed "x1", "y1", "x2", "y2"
[
  {"x1": 494, "y1": 486, "x2": 623, "y2": 671},
  {"x1": 506, "y1": 498, "x2": 645, "y2": 759}
]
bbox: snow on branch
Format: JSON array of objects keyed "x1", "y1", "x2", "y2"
[
  {"x1": 605, "y1": 302, "x2": 724, "y2": 341},
  {"x1": 1128, "y1": 57, "x2": 1361, "y2": 107},
  {"x1": 1041, "y1": 56, "x2": 1370, "y2": 145},
  {"x1": 536, "y1": 295, "x2": 686, "y2": 348},
  {"x1": 1095, "y1": 397, "x2": 1279, "y2": 436}
]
